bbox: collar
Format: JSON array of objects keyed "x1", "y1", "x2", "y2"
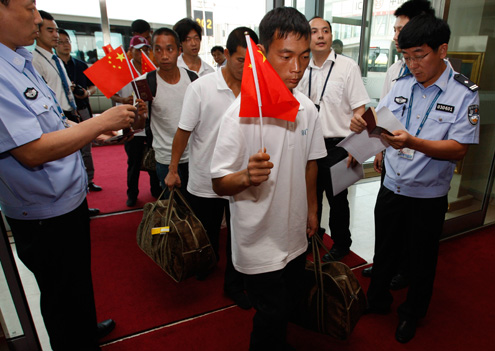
[
  {"x1": 309, "y1": 49, "x2": 336, "y2": 69},
  {"x1": 293, "y1": 90, "x2": 305, "y2": 111},
  {"x1": 413, "y1": 59, "x2": 451, "y2": 92},
  {"x1": 216, "y1": 67, "x2": 231, "y2": 91},
  {"x1": 35, "y1": 45, "x2": 54, "y2": 59},
  {"x1": 0, "y1": 43, "x2": 30, "y2": 73}
]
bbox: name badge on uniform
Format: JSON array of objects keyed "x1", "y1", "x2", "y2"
[
  {"x1": 398, "y1": 148, "x2": 415, "y2": 160},
  {"x1": 24, "y1": 87, "x2": 38, "y2": 100}
]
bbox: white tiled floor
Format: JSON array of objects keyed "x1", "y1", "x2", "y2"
[{"x1": 4, "y1": 178, "x2": 381, "y2": 350}]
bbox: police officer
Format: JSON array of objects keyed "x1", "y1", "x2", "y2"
[
  {"x1": 351, "y1": 14, "x2": 480, "y2": 343},
  {"x1": 0, "y1": 1, "x2": 143, "y2": 350}
]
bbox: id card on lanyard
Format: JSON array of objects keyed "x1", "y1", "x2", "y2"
[{"x1": 399, "y1": 69, "x2": 452, "y2": 160}]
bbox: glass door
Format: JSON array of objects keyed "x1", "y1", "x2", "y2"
[{"x1": 442, "y1": 0, "x2": 495, "y2": 236}]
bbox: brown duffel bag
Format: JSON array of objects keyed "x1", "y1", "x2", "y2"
[
  {"x1": 295, "y1": 235, "x2": 367, "y2": 340},
  {"x1": 136, "y1": 187, "x2": 216, "y2": 282}
]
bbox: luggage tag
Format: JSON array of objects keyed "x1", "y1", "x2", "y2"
[
  {"x1": 398, "y1": 148, "x2": 414, "y2": 160},
  {"x1": 151, "y1": 226, "x2": 170, "y2": 235}
]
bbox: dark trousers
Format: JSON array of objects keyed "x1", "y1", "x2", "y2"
[
  {"x1": 188, "y1": 195, "x2": 244, "y2": 293},
  {"x1": 244, "y1": 253, "x2": 306, "y2": 351},
  {"x1": 79, "y1": 108, "x2": 95, "y2": 183},
  {"x1": 367, "y1": 186, "x2": 448, "y2": 321},
  {"x1": 124, "y1": 136, "x2": 161, "y2": 200},
  {"x1": 7, "y1": 199, "x2": 100, "y2": 351},
  {"x1": 316, "y1": 137, "x2": 352, "y2": 249}
]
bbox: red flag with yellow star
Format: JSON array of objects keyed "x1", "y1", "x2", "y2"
[
  {"x1": 83, "y1": 46, "x2": 135, "y2": 98},
  {"x1": 239, "y1": 37, "x2": 299, "y2": 122},
  {"x1": 141, "y1": 51, "x2": 157, "y2": 74}
]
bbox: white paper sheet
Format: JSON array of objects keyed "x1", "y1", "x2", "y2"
[{"x1": 330, "y1": 158, "x2": 364, "y2": 196}]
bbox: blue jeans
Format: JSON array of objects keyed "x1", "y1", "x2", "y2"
[{"x1": 156, "y1": 161, "x2": 189, "y2": 200}]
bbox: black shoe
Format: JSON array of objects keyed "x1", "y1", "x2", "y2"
[
  {"x1": 126, "y1": 198, "x2": 137, "y2": 207},
  {"x1": 97, "y1": 319, "x2": 115, "y2": 339},
  {"x1": 390, "y1": 273, "x2": 409, "y2": 291},
  {"x1": 88, "y1": 183, "x2": 103, "y2": 192},
  {"x1": 364, "y1": 304, "x2": 391, "y2": 315},
  {"x1": 362, "y1": 266, "x2": 373, "y2": 277},
  {"x1": 395, "y1": 319, "x2": 417, "y2": 343},
  {"x1": 322, "y1": 246, "x2": 350, "y2": 262},
  {"x1": 88, "y1": 208, "x2": 100, "y2": 217},
  {"x1": 226, "y1": 290, "x2": 252, "y2": 310}
]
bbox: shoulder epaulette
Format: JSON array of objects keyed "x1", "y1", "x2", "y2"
[{"x1": 454, "y1": 73, "x2": 479, "y2": 92}]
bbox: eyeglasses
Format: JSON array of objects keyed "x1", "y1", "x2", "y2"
[
  {"x1": 403, "y1": 51, "x2": 432, "y2": 64},
  {"x1": 58, "y1": 40, "x2": 71, "y2": 45}
]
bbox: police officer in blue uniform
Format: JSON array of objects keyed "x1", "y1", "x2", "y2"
[
  {"x1": 351, "y1": 14, "x2": 480, "y2": 343},
  {"x1": 0, "y1": 1, "x2": 142, "y2": 350}
]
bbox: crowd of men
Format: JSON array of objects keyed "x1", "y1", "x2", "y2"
[{"x1": 0, "y1": 0, "x2": 480, "y2": 350}]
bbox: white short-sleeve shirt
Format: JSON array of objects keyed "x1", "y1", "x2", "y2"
[
  {"x1": 177, "y1": 54, "x2": 215, "y2": 77},
  {"x1": 178, "y1": 69, "x2": 235, "y2": 198},
  {"x1": 297, "y1": 50, "x2": 370, "y2": 138},
  {"x1": 211, "y1": 90, "x2": 327, "y2": 275},
  {"x1": 150, "y1": 68, "x2": 192, "y2": 164}
]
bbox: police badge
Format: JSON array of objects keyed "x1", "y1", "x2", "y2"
[
  {"x1": 394, "y1": 96, "x2": 408, "y2": 104},
  {"x1": 468, "y1": 105, "x2": 480, "y2": 125},
  {"x1": 24, "y1": 87, "x2": 38, "y2": 100}
]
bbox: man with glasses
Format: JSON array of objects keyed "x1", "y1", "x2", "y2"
[
  {"x1": 173, "y1": 18, "x2": 214, "y2": 77},
  {"x1": 56, "y1": 29, "x2": 102, "y2": 193},
  {"x1": 351, "y1": 14, "x2": 480, "y2": 343}
]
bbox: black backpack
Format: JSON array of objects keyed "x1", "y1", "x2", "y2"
[{"x1": 144, "y1": 69, "x2": 198, "y2": 144}]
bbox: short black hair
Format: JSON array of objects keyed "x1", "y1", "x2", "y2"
[
  {"x1": 394, "y1": 0, "x2": 435, "y2": 19},
  {"x1": 259, "y1": 7, "x2": 310, "y2": 53},
  {"x1": 152, "y1": 27, "x2": 181, "y2": 49},
  {"x1": 58, "y1": 28, "x2": 69, "y2": 38},
  {"x1": 173, "y1": 18, "x2": 202, "y2": 43},
  {"x1": 211, "y1": 46, "x2": 224, "y2": 54},
  {"x1": 225, "y1": 27, "x2": 259, "y2": 55},
  {"x1": 131, "y1": 19, "x2": 151, "y2": 34},
  {"x1": 398, "y1": 14, "x2": 450, "y2": 51},
  {"x1": 332, "y1": 39, "x2": 343, "y2": 46},
  {"x1": 39, "y1": 10, "x2": 54, "y2": 21},
  {"x1": 309, "y1": 16, "x2": 332, "y2": 33}
]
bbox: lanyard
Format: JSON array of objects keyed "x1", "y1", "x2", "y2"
[
  {"x1": 308, "y1": 56, "x2": 336, "y2": 107},
  {"x1": 405, "y1": 68, "x2": 452, "y2": 137}
]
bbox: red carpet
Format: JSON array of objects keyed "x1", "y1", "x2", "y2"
[
  {"x1": 91, "y1": 212, "x2": 366, "y2": 344},
  {"x1": 100, "y1": 225, "x2": 495, "y2": 350},
  {"x1": 91, "y1": 211, "x2": 233, "y2": 342},
  {"x1": 87, "y1": 144, "x2": 156, "y2": 214}
]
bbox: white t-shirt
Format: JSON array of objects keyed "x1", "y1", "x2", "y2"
[
  {"x1": 150, "y1": 68, "x2": 192, "y2": 164},
  {"x1": 178, "y1": 68, "x2": 234, "y2": 198},
  {"x1": 297, "y1": 50, "x2": 370, "y2": 138},
  {"x1": 117, "y1": 60, "x2": 146, "y2": 136},
  {"x1": 211, "y1": 90, "x2": 327, "y2": 275},
  {"x1": 32, "y1": 46, "x2": 75, "y2": 111},
  {"x1": 381, "y1": 58, "x2": 407, "y2": 99},
  {"x1": 177, "y1": 54, "x2": 215, "y2": 77}
]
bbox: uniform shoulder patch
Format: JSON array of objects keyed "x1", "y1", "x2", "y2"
[
  {"x1": 468, "y1": 105, "x2": 480, "y2": 125},
  {"x1": 454, "y1": 74, "x2": 479, "y2": 92}
]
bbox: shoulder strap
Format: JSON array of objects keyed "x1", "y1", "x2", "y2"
[
  {"x1": 185, "y1": 69, "x2": 199, "y2": 82},
  {"x1": 144, "y1": 70, "x2": 158, "y2": 144},
  {"x1": 454, "y1": 73, "x2": 479, "y2": 92}
]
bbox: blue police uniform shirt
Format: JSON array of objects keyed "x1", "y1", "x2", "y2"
[
  {"x1": 377, "y1": 60, "x2": 480, "y2": 198},
  {"x1": 0, "y1": 43, "x2": 87, "y2": 220}
]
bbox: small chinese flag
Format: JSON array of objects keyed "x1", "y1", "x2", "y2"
[
  {"x1": 239, "y1": 37, "x2": 300, "y2": 122},
  {"x1": 141, "y1": 51, "x2": 157, "y2": 74},
  {"x1": 102, "y1": 44, "x2": 113, "y2": 55},
  {"x1": 83, "y1": 46, "x2": 134, "y2": 98}
]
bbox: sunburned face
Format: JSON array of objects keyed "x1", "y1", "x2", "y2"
[
  {"x1": 262, "y1": 32, "x2": 310, "y2": 92},
  {"x1": 0, "y1": 0, "x2": 42, "y2": 50}
]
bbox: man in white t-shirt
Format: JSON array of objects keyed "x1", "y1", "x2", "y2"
[
  {"x1": 165, "y1": 27, "x2": 259, "y2": 309},
  {"x1": 144, "y1": 28, "x2": 197, "y2": 199},
  {"x1": 296, "y1": 16, "x2": 370, "y2": 262},
  {"x1": 211, "y1": 8, "x2": 327, "y2": 350},
  {"x1": 173, "y1": 18, "x2": 215, "y2": 77}
]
